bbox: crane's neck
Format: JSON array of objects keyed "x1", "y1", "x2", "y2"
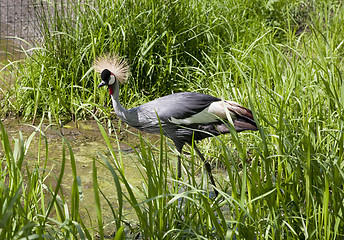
[{"x1": 109, "y1": 81, "x2": 131, "y2": 122}]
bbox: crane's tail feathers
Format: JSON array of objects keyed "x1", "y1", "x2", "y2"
[
  {"x1": 233, "y1": 118, "x2": 258, "y2": 132},
  {"x1": 93, "y1": 54, "x2": 130, "y2": 83},
  {"x1": 225, "y1": 101, "x2": 258, "y2": 132}
]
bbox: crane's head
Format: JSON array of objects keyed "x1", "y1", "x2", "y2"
[
  {"x1": 94, "y1": 54, "x2": 130, "y2": 94},
  {"x1": 97, "y1": 69, "x2": 116, "y2": 88}
]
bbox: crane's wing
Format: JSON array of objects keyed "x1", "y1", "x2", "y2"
[
  {"x1": 144, "y1": 92, "x2": 221, "y2": 120},
  {"x1": 132, "y1": 92, "x2": 257, "y2": 135}
]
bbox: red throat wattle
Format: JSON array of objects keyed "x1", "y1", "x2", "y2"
[{"x1": 108, "y1": 85, "x2": 114, "y2": 95}]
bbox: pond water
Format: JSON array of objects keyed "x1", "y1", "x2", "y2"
[{"x1": 1, "y1": 117, "x2": 163, "y2": 235}]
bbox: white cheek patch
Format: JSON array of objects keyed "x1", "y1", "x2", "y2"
[
  {"x1": 170, "y1": 101, "x2": 236, "y2": 125},
  {"x1": 108, "y1": 75, "x2": 116, "y2": 85}
]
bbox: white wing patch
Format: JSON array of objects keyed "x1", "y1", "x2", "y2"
[{"x1": 170, "y1": 101, "x2": 237, "y2": 125}]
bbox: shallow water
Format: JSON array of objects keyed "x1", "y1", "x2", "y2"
[
  {"x1": 1, "y1": 115, "x2": 234, "y2": 238},
  {"x1": 1, "y1": 117, "x2": 161, "y2": 234}
]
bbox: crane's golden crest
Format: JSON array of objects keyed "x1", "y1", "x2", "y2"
[{"x1": 93, "y1": 54, "x2": 130, "y2": 83}]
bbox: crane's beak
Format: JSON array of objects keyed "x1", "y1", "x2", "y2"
[{"x1": 97, "y1": 80, "x2": 107, "y2": 88}]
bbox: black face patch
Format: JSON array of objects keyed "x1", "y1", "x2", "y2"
[{"x1": 101, "y1": 69, "x2": 111, "y2": 82}]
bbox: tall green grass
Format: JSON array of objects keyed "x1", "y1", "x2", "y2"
[
  {"x1": 92, "y1": 89, "x2": 344, "y2": 239},
  {"x1": 1, "y1": 0, "x2": 344, "y2": 239},
  {"x1": 3, "y1": 0, "x2": 303, "y2": 120},
  {"x1": 0, "y1": 120, "x2": 91, "y2": 239},
  {"x1": 1, "y1": 109, "x2": 343, "y2": 239}
]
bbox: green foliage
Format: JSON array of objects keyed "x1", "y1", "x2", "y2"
[
  {"x1": 1, "y1": 0, "x2": 344, "y2": 239},
  {"x1": 5, "y1": 0, "x2": 317, "y2": 120},
  {"x1": 0, "y1": 120, "x2": 90, "y2": 239},
  {"x1": 93, "y1": 105, "x2": 344, "y2": 239}
]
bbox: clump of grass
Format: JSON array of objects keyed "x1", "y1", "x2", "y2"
[
  {"x1": 0, "y1": 120, "x2": 90, "y2": 239},
  {"x1": 3, "y1": 0, "x2": 307, "y2": 121},
  {"x1": 89, "y1": 1, "x2": 344, "y2": 236},
  {"x1": 92, "y1": 77, "x2": 344, "y2": 238},
  {"x1": 94, "y1": 119, "x2": 240, "y2": 239}
]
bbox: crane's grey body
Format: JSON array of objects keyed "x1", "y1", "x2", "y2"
[
  {"x1": 119, "y1": 93, "x2": 221, "y2": 140},
  {"x1": 110, "y1": 80, "x2": 256, "y2": 153},
  {"x1": 96, "y1": 65, "x2": 258, "y2": 197}
]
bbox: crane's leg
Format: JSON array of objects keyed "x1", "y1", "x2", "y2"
[
  {"x1": 174, "y1": 143, "x2": 184, "y2": 180},
  {"x1": 193, "y1": 142, "x2": 218, "y2": 197},
  {"x1": 177, "y1": 155, "x2": 182, "y2": 179}
]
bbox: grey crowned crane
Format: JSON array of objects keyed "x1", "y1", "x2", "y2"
[{"x1": 94, "y1": 55, "x2": 258, "y2": 196}]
